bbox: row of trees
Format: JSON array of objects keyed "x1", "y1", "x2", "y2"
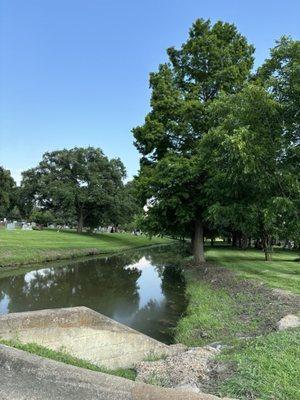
[
  {"x1": 0, "y1": 147, "x2": 139, "y2": 232},
  {"x1": 133, "y1": 19, "x2": 300, "y2": 262}
]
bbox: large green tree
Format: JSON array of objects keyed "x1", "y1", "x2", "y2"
[
  {"x1": 0, "y1": 166, "x2": 16, "y2": 219},
  {"x1": 200, "y1": 84, "x2": 286, "y2": 259},
  {"x1": 257, "y1": 36, "x2": 300, "y2": 146},
  {"x1": 21, "y1": 147, "x2": 126, "y2": 232},
  {"x1": 201, "y1": 37, "x2": 300, "y2": 259},
  {"x1": 133, "y1": 19, "x2": 254, "y2": 263},
  {"x1": 258, "y1": 37, "x2": 300, "y2": 251}
]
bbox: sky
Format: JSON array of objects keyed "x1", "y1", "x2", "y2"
[{"x1": 1, "y1": 0, "x2": 299, "y2": 184}]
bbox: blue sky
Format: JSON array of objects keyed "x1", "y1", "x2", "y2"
[{"x1": 1, "y1": 0, "x2": 299, "y2": 184}]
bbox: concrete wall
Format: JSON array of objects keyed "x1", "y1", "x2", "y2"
[
  {"x1": 0, "y1": 344, "x2": 226, "y2": 400},
  {"x1": 0, "y1": 306, "x2": 172, "y2": 368}
]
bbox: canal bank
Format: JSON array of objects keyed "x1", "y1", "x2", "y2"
[
  {"x1": 173, "y1": 258, "x2": 300, "y2": 400},
  {"x1": 0, "y1": 243, "x2": 299, "y2": 399},
  {"x1": 0, "y1": 229, "x2": 173, "y2": 268}
]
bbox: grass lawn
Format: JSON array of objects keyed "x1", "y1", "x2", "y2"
[
  {"x1": 0, "y1": 339, "x2": 136, "y2": 381},
  {"x1": 216, "y1": 329, "x2": 300, "y2": 400},
  {"x1": 175, "y1": 264, "x2": 299, "y2": 347},
  {"x1": 175, "y1": 278, "x2": 244, "y2": 347},
  {"x1": 175, "y1": 247, "x2": 300, "y2": 400},
  {"x1": 206, "y1": 245, "x2": 300, "y2": 293},
  {"x1": 0, "y1": 229, "x2": 173, "y2": 267}
]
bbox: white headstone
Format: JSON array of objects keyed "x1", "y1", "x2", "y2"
[{"x1": 6, "y1": 223, "x2": 16, "y2": 230}]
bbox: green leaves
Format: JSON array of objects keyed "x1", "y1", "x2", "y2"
[
  {"x1": 0, "y1": 166, "x2": 16, "y2": 218},
  {"x1": 21, "y1": 147, "x2": 127, "y2": 230},
  {"x1": 133, "y1": 20, "x2": 299, "y2": 252},
  {"x1": 133, "y1": 19, "x2": 254, "y2": 248},
  {"x1": 168, "y1": 19, "x2": 254, "y2": 98}
]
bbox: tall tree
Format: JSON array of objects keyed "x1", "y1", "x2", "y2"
[
  {"x1": 21, "y1": 147, "x2": 126, "y2": 232},
  {"x1": 257, "y1": 36, "x2": 300, "y2": 146},
  {"x1": 200, "y1": 84, "x2": 285, "y2": 259},
  {"x1": 133, "y1": 19, "x2": 254, "y2": 263},
  {"x1": 0, "y1": 167, "x2": 16, "y2": 219},
  {"x1": 257, "y1": 37, "x2": 300, "y2": 251}
]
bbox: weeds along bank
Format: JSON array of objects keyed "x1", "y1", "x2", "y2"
[{"x1": 175, "y1": 252, "x2": 300, "y2": 400}]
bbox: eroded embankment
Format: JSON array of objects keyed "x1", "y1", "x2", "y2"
[{"x1": 172, "y1": 262, "x2": 300, "y2": 399}]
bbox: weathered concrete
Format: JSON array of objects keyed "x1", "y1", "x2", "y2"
[
  {"x1": 0, "y1": 307, "x2": 179, "y2": 369},
  {"x1": 277, "y1": 314, "x2": 300, "y2": 330},
  {"x1": 0, "y1": 344, "x2": 228, "y2": 400}
]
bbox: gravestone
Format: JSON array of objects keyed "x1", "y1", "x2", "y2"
[
  {"x1": 6, "y1": 222, "x2": 16, "y2": 230},
  {"x1": 22, "y1": 223, "x2": 33, "y2": 230}
]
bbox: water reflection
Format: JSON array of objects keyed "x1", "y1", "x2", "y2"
[{"x1": 0, "y1": 247, "x2": 187, "y2": 343}]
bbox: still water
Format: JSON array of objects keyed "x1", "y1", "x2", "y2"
[{"x1": 0, "y1": 246, "x2": 187, "y2": 343}]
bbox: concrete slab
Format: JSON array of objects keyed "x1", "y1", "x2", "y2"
[
  {"x1": 0, "y1": 306, "x2": 172, "y2": 368},
  {"x1": 0, "y1": 344, "x2": 225, "y2": 400}
]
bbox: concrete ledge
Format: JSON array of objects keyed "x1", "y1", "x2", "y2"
[
  {"x1": 0, "y1": 307, "x2": 171, "y2": 368},
  {"x1": 0, "y1": 344, "x2": 225, "y2": 400}
]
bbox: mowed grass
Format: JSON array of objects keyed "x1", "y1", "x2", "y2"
[
  {"x1": 175, "y1": 280, "x2": 243, "y2": 346},
  {"x1": 0, "y1": 339, "x2": 136, "y2": 381},
  {"x1": 216, "y1": 329, "x2": 300, "y2": 400},
  {"x1": 175, "y1": 246, "x2": 300, "y2": 400},
  {"x1": 0, "y1": 229, "x2": 172, "y2": 267},
  {"x1": 206, "y1": 246, "x2": 300, "y2": 293}
]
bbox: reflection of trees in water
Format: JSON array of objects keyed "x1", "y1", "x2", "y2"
[
  {"x1": 141, "y1": 244, "x2": 189, "y2": 277},
  {"x1": 130, "y1": 299, "x2": 170, "y2": 342},
  {"x1": 131, "y1": 265, "x2": 187, "y2": 343},
  {"x1": 0, "y1": 246, "x2": 188, "y2": 343},
  {"x1": 0, "y1": 254, "x2": 142, "y2": 317}
]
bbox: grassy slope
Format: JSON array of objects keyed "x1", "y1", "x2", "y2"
[
  {"x1": 176, "y1": 246, "x2": 300, "y2": 399},
  {"x1": 175, "y1": 279, "x2": 243, "y2": 347},
  {"x1": 0, "y1": 339, "x2": 136, "y2": 380},
  {"x1": 0, "y1": 229, "x2": 172, "y2": 267},
  {"x1": 206, "y1": 245, "x2": 300, "y2": 293},
  {"x1": 216, "y1": 329, "x2": 300, "y2": 400}
]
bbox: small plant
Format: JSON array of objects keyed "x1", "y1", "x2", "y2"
[
  {"x1": 143, "y1": 352, "x2": 168, "y2": 362},
  {"x1": 0, "y1": 339, "x2": 137, "y2": 381},
  {"x1": 145, "y1": 372, "x2": 171, "y2": 387}
]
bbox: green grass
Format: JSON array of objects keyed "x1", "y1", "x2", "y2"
[
  {"x1": 175, "y1": 246, "x2": 300, "y2": 399},
  {"x1": 216, "y1": 329, "x2": 300, "y2": 400},
  {"x1": 0, "y1": 339, "x2": 137, "y2": 380},
  {"x1": 0, "y1": 229, "x2": 172, "y2": 267},
  {"x1": 206, "y1": 246, "x2": 300, "y2": 293},
  {"x1": 143, "y1": 353, "x2": 168, "y2": 362},
  {"x1": 175, "y1": 279, "x2": 243, "y2": 346},
  {"x1": 174, "y1": 273, "x2": 277, "y2": 347}
]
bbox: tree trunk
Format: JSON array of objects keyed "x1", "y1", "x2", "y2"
[
  {"x1": 77, "y1": 209, "x2": 84, "y2": 233},
  {"x1": 241, "y1": 234, "x2": 248, "y2": 249},
  {"x1": 238, "y1": 234, "x2": 242, "y2": 248},
  {"x1": 193, "y1": 220, "x2": 205, "y2": 264},
  {"x1": 190, "y1": 235, "x2": 194, "y2": 254},
  {"x1": 232, "y1": 231, "x2": 238, "y2": 247},
  {"x1": 263, "y1": 235, "x2": 272, "y2": 261},
  {"x1": 264, "y1": 248, "x2": 272, "y2": 261},
  {"x1": 248, "y1": 237, "x2": 252, "y2": 248}
]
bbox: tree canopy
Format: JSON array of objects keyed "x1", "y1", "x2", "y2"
[
  {"x1": 133, "y1": 19, "x2": 255, "y2": 263},
  {"x1": 21, "y1": 147, "x2": 128, "y2": 231},
  {"x1": 133, "y1": 19, "x2": 300, "y2": 263},
  {"x1": 0, "y1": 166, "x2": 16, "y2": 219}
]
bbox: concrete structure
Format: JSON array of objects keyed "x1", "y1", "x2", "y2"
[
  {"x1": 0, "y1": 344, "x2": 230, "y2": 400},
  {"x1": 0, "y1": 306, "x2": 176, "y2": 369}
]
